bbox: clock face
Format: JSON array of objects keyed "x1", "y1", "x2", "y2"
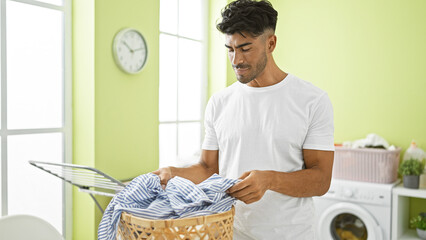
[{"x1": 113, "y1": 28, "x2": 148, "y2": 74}]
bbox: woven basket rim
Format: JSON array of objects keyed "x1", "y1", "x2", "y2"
[
  {"x1": 335, "y1": 146, "x2": 401, "y2": 153},
  {"x1": 120, "y1": 206, "x2": 235, "y2": 228}
]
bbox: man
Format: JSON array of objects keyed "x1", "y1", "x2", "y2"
[{"x1": 154, "y1": 0, "x2": 334, "y2": 239}]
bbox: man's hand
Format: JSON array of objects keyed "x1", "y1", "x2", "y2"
[
  {"x1": 152, "y1": 167, "x2": 172, "y2": 189},
  {"x1": 227, "y1": 170, "x2": 272, "y2": 204}
]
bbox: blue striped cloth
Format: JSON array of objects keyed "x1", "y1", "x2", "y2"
[{"x1": 97, "y1": 173, "x2": 238, "y2": 240}]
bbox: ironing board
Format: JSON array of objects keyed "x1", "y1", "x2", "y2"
[{"x1": 29, "y1": 160, "x2": 128, "y2": 214}]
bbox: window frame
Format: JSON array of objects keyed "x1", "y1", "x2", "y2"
[
  {"x1": 158, "y1": 0, "x2": 208, "y2": 167},
  {"x1": 0, "y1": 0, "x2": 72, "y2": 239}
]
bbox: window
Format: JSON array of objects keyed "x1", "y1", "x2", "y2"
[
  {"x1": 159, "y1": 0, "x2": 207, "y2": 168},
  {"x1": 0, "y1": 0, "x2": 72, "y2": 238}
]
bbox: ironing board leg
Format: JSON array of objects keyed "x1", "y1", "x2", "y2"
[{"x1": 89, "y1": 193, "x2": 104, "y2": 214}]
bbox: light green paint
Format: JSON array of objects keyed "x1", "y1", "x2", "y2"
[
  {"x1": 225, "y1": 0, "x2": 238, "y2": 87},
  {"x1": 269, "y1": 0, "x2": 426, "y2": 148},
  {"x1": 73, "y1": 0, "x2": 159, "y2": 239},
  {"x1": 72, "y1": 0, "x2": 96, "y2": 239},
  {"x1": 215, "y1": 0, "x2": 426, "y2": 149},
  {"x1": 208, "y1": 0, "x2": 228, "y2": 97},
  {"x1": 208, "y1": 0, "x2": 238, "y2": 95},
  {"x1": 226, "y1": 57, "x2": 237, "y2": 87},
  {"x1": 93, "y1": 0, "x2": 159, "y2": 182},
  {"x1": 268, "y1": 0, "x2": 426, "y2": 223}
]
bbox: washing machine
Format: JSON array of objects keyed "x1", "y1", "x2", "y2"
[{"x1": 313, "y1": 179, "x2": 399, "y2": 240}]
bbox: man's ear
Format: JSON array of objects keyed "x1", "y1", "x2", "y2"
[{"x1": 267, "y1": 35, "x2": 277, "y2": 53}]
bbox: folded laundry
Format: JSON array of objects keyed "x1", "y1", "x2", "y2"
[
  {"x1": 342, "y1": 133, "x2": 396, "y2": 150},
  {"x1": 98, "y1": 173, "x2": 238, "y2": 240}
]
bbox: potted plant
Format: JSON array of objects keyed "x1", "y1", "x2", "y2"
[
  {"x1": 398, "y1": 159, "x2": 425, "y2": 189},
  {"x1": 410, "y1": 213, "x2": 426, "y2": 239}
]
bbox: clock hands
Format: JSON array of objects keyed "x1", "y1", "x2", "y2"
[
  {"x1": 122, "y1": 41, "x2": 134, "y2": 53},
  {"x1": 122, "y1": 41, "x2": 145, "y2": 54}
]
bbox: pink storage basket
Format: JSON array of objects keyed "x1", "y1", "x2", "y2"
[{"x1": 332, "y1": 146, "x2": 401, "y2": 183}]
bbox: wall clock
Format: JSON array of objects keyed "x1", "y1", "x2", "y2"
[{"x1": 112, "y1": 28, "x2": 148, "y2": 74}]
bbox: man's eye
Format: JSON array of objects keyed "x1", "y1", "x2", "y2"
[
  {"x1": 241, "y1": 48, "x2": 250, "y2": 52},
  {"x1": 228, "y1": 49, "x2": 234, "y2": 53}
]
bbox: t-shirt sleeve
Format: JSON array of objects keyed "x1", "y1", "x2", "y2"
[
  {"x1": 202, "y1": 96, "x2": 219, "y2": 150},
  {"x1": 303, "y1": 93, "x2": 335, "y2": 151}
]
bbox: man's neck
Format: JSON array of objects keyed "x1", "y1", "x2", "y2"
[{"x1": 247, "y1": 59, "x2": 287, "y2": 88}]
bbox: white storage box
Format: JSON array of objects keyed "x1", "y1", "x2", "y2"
[{"x1": 332, "y1": 146, "x2": 401, "y2": 183}]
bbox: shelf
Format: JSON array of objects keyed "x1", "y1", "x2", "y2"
[
  {"x1": 392, "y1": 183, "x2": 426, "y2": 240},
  {"x1": 393, "y1": 184, "x2": 426, "y2": 198},
  {"x1": 399, "y1": 229, "x2": 421, "y2": 240}
]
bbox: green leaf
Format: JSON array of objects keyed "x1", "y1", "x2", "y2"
[{"x1": 398, "y1": 159, "x2": 425, "y2": 176}]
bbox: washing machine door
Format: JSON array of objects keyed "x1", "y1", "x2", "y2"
[{"x1": 317, "y1": 202, "x2": 383, "y2": 240}]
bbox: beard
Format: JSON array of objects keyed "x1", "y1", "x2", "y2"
[{"x1": 233, "y1": 52, "x2": 268, "y2": 84}]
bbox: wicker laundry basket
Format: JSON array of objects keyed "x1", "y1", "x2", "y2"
[{"x1": 117, "y1": 207, "x2": 235, "y2": 240}]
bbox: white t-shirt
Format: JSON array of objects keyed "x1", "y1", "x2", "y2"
[{"x1": 202, "y1": 73, "x2": 334, "y2": 240}]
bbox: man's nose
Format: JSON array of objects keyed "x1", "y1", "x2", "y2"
[{"x1": 231, "y1": 51, "x2": 243, "y2": 65}]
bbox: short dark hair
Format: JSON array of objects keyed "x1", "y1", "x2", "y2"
[{"x1": 216, "y1": 0, "x2": 278, "y2": 37}]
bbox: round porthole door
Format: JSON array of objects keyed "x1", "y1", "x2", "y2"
[{"x1": 317, "y1": 202, "x2": 383, "y2": 240}]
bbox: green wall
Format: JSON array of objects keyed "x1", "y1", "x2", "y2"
[
  {"x1": 268, "y1": 0, "x2": 426, "y2": 223},
  {"x1": 213, "y1": 0, "x2": 426, "y2": 230},
  {"x1": 73, "y1": 0, "x2": 159, "y2": 239},
  {"x1": 270, "y1": 0, "x2": 426, "y2": 148},
  {"x1": 208, "y1": 0, "x2": 228, "y2": 96},
  {"x1": 72, "y1": 0, "x2": 95, "y2": 239},
  {"x1": 217, "y1": 0, "x2": 426, "y2": 149}
]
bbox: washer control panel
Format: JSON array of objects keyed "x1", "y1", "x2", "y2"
[{"x1": 322, "y1": 179, "x2": 398, "y2": 206}]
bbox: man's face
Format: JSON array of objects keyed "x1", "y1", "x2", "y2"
[{"x1": 225, "y1": 32, "x2": 268, "y2": 84}]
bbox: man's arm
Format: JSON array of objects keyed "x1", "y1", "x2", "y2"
[
  {"x1": 153, "y1": 149, "x2": 219, "y2": 187},
  {"x1": 227, "y1": 149, "x2": 334, "y2": 204}
]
